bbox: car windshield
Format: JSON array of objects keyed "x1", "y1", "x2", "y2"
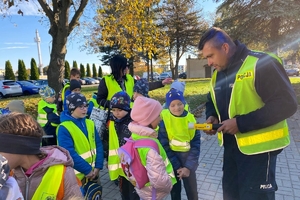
[
  {"x1": 3, "y1": 81, "x2": 18, "y2": 86},
  {"x1": 18, "y1": 81, "x2": 35, "y2": 86}
]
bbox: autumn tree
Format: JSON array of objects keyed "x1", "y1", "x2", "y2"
[
  {"x1": 88, "y1": 0, "x2": 169, "y2": 75},
  {"x1": 18, "y1": 59, "x2": 28, "y2": 81},
  {"x1": 159, "y1": 0, "x2": 209, "y2": 78},
  {"x1": 98, "y1": 66, "x2": 103, "y2": 77},
  {"x1": 86, "y1": 63, "x2": 91, "y2": 77},
  {"x1": 1, "y1": 0, "x2": 89, "y2": 92},
  {"x1": 4, "y1": 60, "x2": 15, "y2": 80},
  {"x1": 80, "y1": 64, "x2": 85, "y2": 77},
  {"x1": 65, "y1": 61, "x2": 71, "y2": 79},
  {"x1": 214, "y1": 0, "x2": 300, "y2": 61},
  {"x1": 92, "y1": 63, "x2": 97, "y2": 77},
  {"x1": 30, "y1": 58, "x2": 39, "y2": 80}
]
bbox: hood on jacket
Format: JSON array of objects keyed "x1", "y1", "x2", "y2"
[
  {"x1": 38, "y1": 146, "x2": 74, "y2": 171},
  {"x1": 128, "y1": 122, "x2": 158, "y2": 138}
]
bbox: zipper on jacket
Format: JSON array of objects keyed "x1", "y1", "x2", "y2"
[{"x1": 25, "y1": 179, "x2": 29, "y2": 200}]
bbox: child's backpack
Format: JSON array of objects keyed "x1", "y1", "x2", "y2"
[{"x1": 118, "y1": 137, "x2": 159, "y2": 189}]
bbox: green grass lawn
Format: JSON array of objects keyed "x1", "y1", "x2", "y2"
[{"x1": 0, "y1": 78, "x2": 299, "y2": 119}]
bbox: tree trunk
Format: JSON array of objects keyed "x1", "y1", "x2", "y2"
[{"x1": 48, "y1": 26, "x2": 67, "y2": 93}]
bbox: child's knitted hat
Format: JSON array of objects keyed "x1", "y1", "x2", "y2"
[
  {"x1": 133, "y1": 78, "x2": 149, "y2": 97},
  {"x1": 171, "y1": 80, "x2": 185, "y2": 93},
  {"x1": 165, "y1": 89, "x2": 185, "y2": 108},
  {"x1": 39, "y1": 86, "x2": 55, "y2": 100},
  {"x1": 66, "y1": 93, "x2": 87, "y2": 113},
  {"x1": 110, "y1": 91, "x2": 131, "y2": 111},
  {"x1": 131, "y1": 96, "x2": 162, "y2": 126},
  {"x1": 69, "y1": 80, "x2": 81, "y2": 92}
]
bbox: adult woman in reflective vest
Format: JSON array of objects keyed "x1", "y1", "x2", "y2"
[
  {"x1": 0, "y1": 113, "x2": 82, "y2": 200},
  {"x1": 96, "y1": 55, "x2": 172, "y2": 109}
]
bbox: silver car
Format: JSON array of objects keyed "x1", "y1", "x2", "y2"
[{"x1": 0, "y1": 80, "x2": 23, "y2": 99}]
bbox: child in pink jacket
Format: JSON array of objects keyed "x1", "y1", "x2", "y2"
[{"x1": 127, "y1": 96, "x2": 176, "y2": 200}]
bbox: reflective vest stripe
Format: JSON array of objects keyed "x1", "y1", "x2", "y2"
[
  {"x1": 80, "y1": 150, "x2": 96, "y2": 160},
  {"x1": 32, "y1": 165, "x2": 64, "y2": 200},
  {"x1": 74, "y1": 162, "x2": 95, "y2": 175},
  {"x1": 108, "y1": 121, "x2": 126, "y2": 180},
  {"x1": 109, "y1": 149, "x2": 118, "y2": 156},
  {"x1": 238, "y1": 127, "x2": 288, "y2": 147},
  {"x1": 108, "y1": 163, "x2": 122, "y2": 171},
  {"x1": 38, "y1": 114, "x2": 47, "y2": 118},
  {"x1": 37, "y1": 119, "x2": 48, "y2": 124}
]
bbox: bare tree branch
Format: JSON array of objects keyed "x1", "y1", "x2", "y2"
[
  {"x1": 69, "y1": 0, "x2": 89, "y2": 35},
  {"x1": 37, "y1": 0, "x2": 54, "y2": 24}
]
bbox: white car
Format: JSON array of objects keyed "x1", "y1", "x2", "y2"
[
  {"x1": 142, "y1": 72, "x2": 160, "y2": 81},
  {"x1": 0, "y1": 80, "x2": 23, "y2": 99},
  {"x1": 159, "y1": 72, "x2": 172, "y2": 80}
]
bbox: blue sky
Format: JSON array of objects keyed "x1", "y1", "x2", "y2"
[{"x1": 0, "y1": 0, "x2": 219, "y2": 74}]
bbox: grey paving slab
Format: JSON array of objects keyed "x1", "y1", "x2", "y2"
[{"x1": 100, "y1": 107, "x2": 300, "y2": 200}]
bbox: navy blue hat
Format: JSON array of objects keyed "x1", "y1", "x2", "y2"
[
  {"x1": 133, "y1": 78, "x2": 149, "y2": 97},
  {"x1": 110, "y1": 91, "x2": 131, "y2": 111},
  {"x1": 69, "y1": 80, "x2": 81, "y2": 92},
  {"x1": 165, "y1": 89, "x2": 185, "y2": 108},
  {"x1": 66, "y1": 93, "x2": 87, "y2": 113}
]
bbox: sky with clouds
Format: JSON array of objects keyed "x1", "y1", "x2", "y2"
[{"x1": 0, "y1": 0, "x2": 219, "y2": 74}]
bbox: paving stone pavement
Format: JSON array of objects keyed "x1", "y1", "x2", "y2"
[{"x1": 99, "y1": 107, "x2": 300, "y2": 200}]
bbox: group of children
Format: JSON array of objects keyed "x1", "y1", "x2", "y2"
[
  {"x1": 105, "y1": 78, "x2": 200, "y2": 200},
  {"x1": 0, "y1": 66, "x2": 200, "y2": 200}
]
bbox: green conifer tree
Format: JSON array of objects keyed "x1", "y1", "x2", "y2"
[
  {"x1": 92, "y1": 63, "x2": 97, "y2": 78},
  {"x1": 30, "y1": 58, "x2": 39, "y2": 80},
  {"x1": 4, "y1": 60, "x2": 15, "y2": 80},
  {"x1": 80, "y1": 64, "x2": 85, "y2": 77},
  {"x1": 65, "y1": 61, "x2": 71, "y2": 79},
  {"x1": 18, "y1": 59, "x2": 28, "y2": 80},
  {"x1": 86, "y1": 63, "x2": 91, "y2": 77},
  {"x1": 98, "y1": 66, "x2": 103, "y2": 77},
  {"x1": 73, "y1": 60, "x2": 78, "y2": 69}
]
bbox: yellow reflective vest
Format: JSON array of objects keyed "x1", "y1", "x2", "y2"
[
  {"x1": 37, "y1": 99, "x2": 58, "y2": 127},
  {"x1": 58, "y1": 120, "x2": 97, "y2": 180},
  {"x1": 210, "y1": 54, "x2": 290, "y2": 155},
  {"x1": 104, "y1": 74, "x2": 134, "y2": 107},
  {"x1": 31, "y1": 164, "x2": 64, "y2": 200},
  {"x1": 61, "y1": 83, "x2": 70, "y2": 105},
  {"x1": 108, "y1": 121, "x2": 126, "y2": 180},
  {"x1": 131, "y1": 133, "x2": 177, "y2": 185},
  {"x1": 161, "y1": 109, "x2": 196, "y2": 152}
]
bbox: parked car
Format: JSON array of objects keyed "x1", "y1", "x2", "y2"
[
  {"x1": 25, "y1": 80, "x2": 37, "y2": 84},
  {"x1": 159, "y1": 72, "x2": 172, "y2": 80},
  {"x1": 34, "y1": 79, "x2": 48, "y2": 87},
  {"x1": 16, "y1": 81, "x2": 40, "y2": 95},
  {"x1": 87, "y1": 77, "x2": 99, "y2": 84},
  {"x1": 82, "y1": 78, "x2": 94, "y2": 85},
  {"x1": 79, "y1": 79, "x2": 86, "y2": 85},
  {"x1": 0, "y1": 80, "x2": 23, "y2": 99},
  {"x1": 179, "y1": 72, "x2": 187, "y2": 79},
  {"x1": 94, "y1": 77, "x2": 102, "y2": 81},
  {"x1": 143, "y1": 72, "x2": 160, "y2": 81},
  {"x1": 285, "y1": 68, "x2": 299, "y2": 76}
]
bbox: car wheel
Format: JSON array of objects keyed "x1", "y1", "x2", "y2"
[
  {"x1": 296, "y1": 72, "x2": 299, "y2": 76},
  {"x1": 24, "y1": 91, "x2": 31, "y2": 95}
]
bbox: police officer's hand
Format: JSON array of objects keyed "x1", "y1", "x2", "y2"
[
  {"x1": 217, "y1": 118, "x2": 239, "y2": 135},
  {"x1": 203, "y1": 116, "x2": 219, "y2": 135},
  {"x1": 177, "y1": 167, "x2": 190, "y2": 180}
]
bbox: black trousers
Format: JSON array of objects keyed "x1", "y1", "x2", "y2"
[
  {"x1": 222, "y1": 137, "x2": 281, "y2": 200},
  {"x1": 119, "y1": 177, "x2": 140, "y2": 200},
  {"x1": 170, "y1": 169, "x2": 198, "y2": 200}
]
